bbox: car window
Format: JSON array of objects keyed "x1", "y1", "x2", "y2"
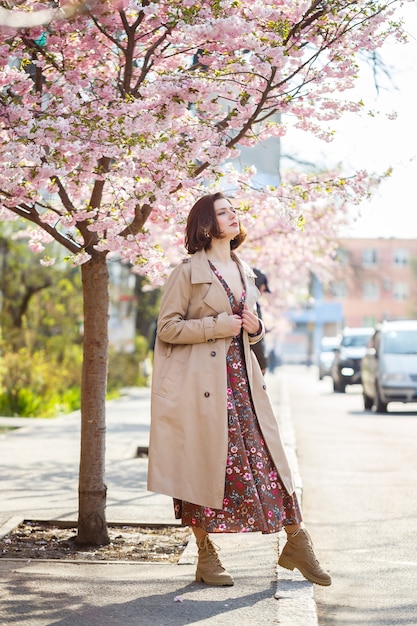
[
  {"x1": 321, "y1": 344, "x2": 337, "y2": 352},
  {"x1": 341, "y1": 334, "x2": 372, "y2": 348},
  {"x1": 383, "y1": 330, "x2": 417, "y2": 355}
]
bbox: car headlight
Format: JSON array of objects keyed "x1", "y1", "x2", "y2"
[{"x1": 381, "y1": 372, "x2": 408, "y2": 382}]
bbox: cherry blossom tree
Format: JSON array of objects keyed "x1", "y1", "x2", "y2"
[{"x1": 0, "y1": 0, "x2": 408, "y2": 544}]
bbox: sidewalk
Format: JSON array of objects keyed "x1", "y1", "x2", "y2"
[{"x1": 0, "y1": 371, "x2": 318, "y2": 626}]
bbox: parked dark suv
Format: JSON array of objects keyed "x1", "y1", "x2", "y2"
[{"x1": 331, "y1": 327, "x2": 374, "y2": 393}]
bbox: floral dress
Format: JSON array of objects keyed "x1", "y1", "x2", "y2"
[{"x1": 174, "y1": 263, "x2": 302, "y2": 533}]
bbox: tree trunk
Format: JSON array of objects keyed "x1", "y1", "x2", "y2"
[{"x1": 77, "y1": 253, "x2": 110, "y2": 545}]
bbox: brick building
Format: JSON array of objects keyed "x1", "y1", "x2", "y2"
[{"x1": 327, "y1": 237, "x2": 417, "y2": 327}]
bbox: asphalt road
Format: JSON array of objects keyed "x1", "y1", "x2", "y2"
[{"x1": 280, "y1": 365, "x2": 417, "y2": 626}]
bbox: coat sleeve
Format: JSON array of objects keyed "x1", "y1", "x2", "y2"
[{"x1": 157, "y1": 262, "x2": 233, "y2": 345}]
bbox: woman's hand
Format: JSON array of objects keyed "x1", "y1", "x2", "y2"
[
  {"x1": 230, "y1": 314, "x2": 243, "y2": 336},
  {"x1": 241, "y1": 306, "x2": 261, "y2": 335}
]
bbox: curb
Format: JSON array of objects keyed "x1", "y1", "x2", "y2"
[
  {"x1": 0, "y1": 516, "x2": 24, "y2": 541},
  {"x1": 273, "y1": 374, "x2": 319, "y2": 626}
]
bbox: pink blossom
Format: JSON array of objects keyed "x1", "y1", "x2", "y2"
[
  {"x1": 29, "y1": 242, "x2": 45, "y2": 254},
  {"x1": 40, "y1": 257, "x2": 56, "y2": 267}
]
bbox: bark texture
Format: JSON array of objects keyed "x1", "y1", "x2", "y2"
[{"x1": 77, "y1": 253, "x2": 110, "y2": 545}]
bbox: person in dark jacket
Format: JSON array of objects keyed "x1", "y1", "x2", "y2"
[{"x1": 251, "y1": 269, "x2": 271, "y2": 374}]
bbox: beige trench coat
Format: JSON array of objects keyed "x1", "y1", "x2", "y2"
[{"x1": 147, "y1": 249, "x2": 295, "y2": 509}]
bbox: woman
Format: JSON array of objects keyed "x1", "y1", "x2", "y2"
[{"x1": 148, "y1": 192, "x2": 331, "y2": 587}]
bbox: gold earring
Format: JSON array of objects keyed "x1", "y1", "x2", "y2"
[{"x1": 203, "y1": 228, "x2": 210, "y2": 238}]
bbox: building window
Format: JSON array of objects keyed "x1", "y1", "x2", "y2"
[
  {"x1": 336, "y1": 248, "x2": 349, "y2": 266},
  {"x1": 393, "y1": 282, "x2": 409, "y2": 301},
  {"x1": 393, "y1": 248, "x2": 409, "y2": 267},
  {"x1": 331, "y1": 281, "x2": 348, "y2": 298},
  {"x1": 362, "y1": 248, "x2": 378, "y2": 267},
  {"x1": 363, "y1": 281, "x2": 380, "y2": 301}
]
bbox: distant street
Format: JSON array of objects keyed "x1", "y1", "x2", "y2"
[{"x1": 276, "y1": 365, "x2": 417, "y2": 626}]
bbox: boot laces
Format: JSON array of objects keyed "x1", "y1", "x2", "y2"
[{"x1": 197, "y1": 536, "x2": 223, "y2": 566}]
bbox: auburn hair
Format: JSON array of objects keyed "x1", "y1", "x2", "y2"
[{"x1": 185, "y1": 192, "x2": 246, "y2": 254}]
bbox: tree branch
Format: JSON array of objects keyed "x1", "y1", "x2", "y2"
[
  {"x1": 51, "y1": 175, "x2": 76, "y2": 213},
  {"x1": 118, "y1": 203, "x2": 152, "y2": 238},
  {"x1": 3, "y1": 201, "x2": 82, "y2": 254}
]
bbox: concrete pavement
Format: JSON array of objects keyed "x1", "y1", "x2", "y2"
[{"x1": 0, "y1": 371, "x2": 319, "y2": 626}]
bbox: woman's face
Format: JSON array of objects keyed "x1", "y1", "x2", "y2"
[{"x1": 213, "y1": 198, "x2": 240, "y2": 240}]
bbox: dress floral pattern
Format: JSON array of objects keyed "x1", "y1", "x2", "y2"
[{"x1": 174, "y1": 263, "x2": 302, "y2": 533}]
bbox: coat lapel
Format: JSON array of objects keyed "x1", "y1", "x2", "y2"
[
  {"x1": 233, "y1": 253, "x2": 259, "y2": 312},
  {"x1": 190, "y1": 249, "x2": 232, "y2": 315}
]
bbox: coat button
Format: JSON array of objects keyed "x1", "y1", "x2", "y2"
[
  {"x1": 262, "y1": 384, "x2": 267, "y2": 390},
  {"x1": 204, "y1": 392, "x2": 210, "y2": 397},
  {"x1": 210, "y1": 351, "x2": 216, "y2": 357},
  {"x1": 207, "y1": 338, "x2": 214, "y2": 343}
]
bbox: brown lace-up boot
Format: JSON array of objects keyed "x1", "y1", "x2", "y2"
[
  {"x1": 195, "y1": 535, "x2": 234, "y2": 586},
  {"x1": 278, "y1": 528, "x2": 331, "y2": 586}
]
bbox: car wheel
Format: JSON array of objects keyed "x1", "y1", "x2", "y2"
[
  {"x1": 374, "y1": 384, "x2": 388, "y2": 413},
  {"x1": 363, "y1": 391, "x2": 373, "y2": 410}
]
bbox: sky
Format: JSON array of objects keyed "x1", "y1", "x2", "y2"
[{"x1": 282, "y1": 2, "x2": 417, "y2": 240}]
